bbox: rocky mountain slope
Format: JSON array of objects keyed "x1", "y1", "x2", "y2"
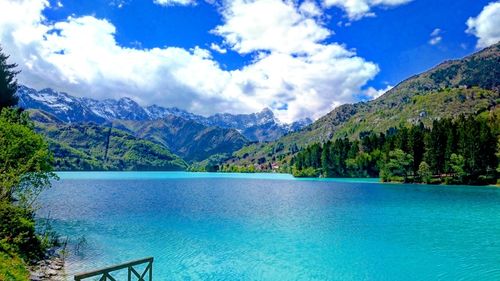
[
  {"x1": 112, "y1": 116, "x2": 249, "y2": 162},
  {"x1": 226, "y1": 42, "x2": 500, "y2": 169}
]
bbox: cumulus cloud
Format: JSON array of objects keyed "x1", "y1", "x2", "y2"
[
  {"x1": 211, "y1": 0, "x2": 379, "y2": 121},
  {"x1": 213, "y1": 0, "x2": 331, "y2": 55},
  {"x1": 323, "y1": 0, "x2": 413, "y2": 20},
  {"x1": 0, "y1": 0, "x2": 379, "y2": 122},
  {"x1": 429, "y1": 28, "x2": 442, "y2": 45},
  {"x1": 0, "y1": 0, "x2": 232, "y2": 114},
  {"x1": 466, "y1": 1, "x2": 500, "y2": 48}
]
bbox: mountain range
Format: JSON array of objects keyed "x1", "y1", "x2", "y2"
[
  {"x1": 17, "y1": 85, "x2": 311, "y2": 170},
  {"x1": 17, "y1": 86, "x2": 311, "y2": 142}
]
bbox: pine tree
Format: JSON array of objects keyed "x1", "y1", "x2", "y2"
[
  {"x1": 425, "y1": 120, "x2": 447, "y2": 175},
  {"x1": 0, "y1": 47, "x2": 19, "y2": 109},
  {"x1": 408, "y1": 123, "x2": 425, "y2": 175},
  {"x1": 321, "y1": 141, "x2": 333, "y2": 177}
]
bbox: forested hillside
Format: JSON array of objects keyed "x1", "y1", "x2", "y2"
[
  {"x1": 30, "y1": 110, "x2": 188, "y2": 171},
  {"x1": 223, "y1": 42, "x2": 500, "y2": 173},
  {"x1": 290, "y1": 110, "x2": 498, "y2": 185}
]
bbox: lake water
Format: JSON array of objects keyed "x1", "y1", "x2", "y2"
[{"x1": 37, "y1": 172, "x2": 500, "y2": 280}]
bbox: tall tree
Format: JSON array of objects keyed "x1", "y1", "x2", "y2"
[
  {"x1": 425, "y1": 120, "x2": 447, "y2": 175},
  {"x1": 381, "y1": 149, "x2": 414, "y2": 182},
  {"x1": 408, "y1": 123, "x2": 425, "y2": 175},
  {"x1": 0, "y1": 47, "x2": 19, "y2": 109}
]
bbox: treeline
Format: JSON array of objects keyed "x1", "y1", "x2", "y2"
[{"x1": 292, "y1": 114, "x2": 499, "y2": 185}]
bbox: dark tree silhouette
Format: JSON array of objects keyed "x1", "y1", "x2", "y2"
[{"x1": 0, "y1": 46, "x2": 19, "y2": 109}]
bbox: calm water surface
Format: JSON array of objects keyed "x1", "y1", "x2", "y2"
[{"x1": 37, "y1": 172, "x2": 500, "y2": 280}]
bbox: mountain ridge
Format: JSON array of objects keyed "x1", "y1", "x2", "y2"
[
  {"x1": 112, "y1": 115, "x2": 250, "y2": 162},
  {"x1": 17, "y1": 85, "x2": 311, "y2": 142}
]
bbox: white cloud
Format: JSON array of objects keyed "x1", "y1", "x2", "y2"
[
  {"x1": 210, "y1": 43, "x2": 227, "y2": 54},
  {"x1": 323, "y1": 0, "x2": 413, "y2": 20},
  {"x1": 362, "y1": 85, "x2": 392, "y2": 99},
  {"x1": 225, "y1": 46, "x2": 379, "y2": 121},
  {"x1": 213, "y1": 0, "x2": 331, "y2": 55},
  {"x1": 154, "y1": 0, "x2": 195, "y2": 6},
  {"x1": 429, "y1": 28, "x2": 442, "y2": 45},
  {"x1": 213, "y1": 0, "x2": 379, "y2": 121},
  {"x1": 299, "y1": 0, "x2": 322, "y2": 17},
  {"x1": 0, "y1": 0, "x2": 232, "y2": 115},
  {"x1": 429, "y1": 37, "x2": 441, "y2": 45},
  {"x1": 430, "y1": 28, "x2": 440, "y2": 37},
  {"x1": 0, "y1": 0, "x2": 379, "y2": 123},
  {"x1": 466, "y1": 1, "x2": 500, "y2": 48}
]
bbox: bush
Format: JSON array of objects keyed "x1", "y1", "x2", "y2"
[
  {"x1": 417, "y1": 161, "x2": 432, "y2": 184},
  {"x1": 292, "y1": 167, "x2": 320, "y2": 178},
  {"x1": 0, "y1": 201, "x2": 44, "y2": 261},
  {"x1": 0, "y1": 108, "x2": 56, "y2": 207}
]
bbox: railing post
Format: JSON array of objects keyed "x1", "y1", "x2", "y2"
[
  {"x1": 74, "y1": 257, "x2": 153, "y2": 281},
  {"x1": 149, "y1": 260, "x2": 152, "y2": 281}
]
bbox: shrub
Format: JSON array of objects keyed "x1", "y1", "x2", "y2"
[
  {"x1": 417, "y1": 161, "x2": 432, "y2": 184},
  {"x1": 0, "y1": 201, "x2": 44, "y2": 261}
]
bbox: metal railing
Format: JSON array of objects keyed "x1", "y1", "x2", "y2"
[{"x1": 74, "y1": 257, "x2": 153, "y2": 281}]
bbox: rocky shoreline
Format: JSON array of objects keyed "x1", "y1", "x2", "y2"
[{"x1": 29, "y1": 247, "x2": 66, "y2": 281}]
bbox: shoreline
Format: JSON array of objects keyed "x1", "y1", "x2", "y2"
[
  {"x1": 53, "y1": 171, "x2": 499, "y2": 187},
  {"x1": 29, "y1": 247, "x2": 66, "y2": 281}
]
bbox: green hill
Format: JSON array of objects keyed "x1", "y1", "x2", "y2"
[
  {"x1": 29, "y1": 110, "x2": 188, "y2": 171},
  {"x1": 225, "y1": 42, "x2": 500, "y2": 170}
]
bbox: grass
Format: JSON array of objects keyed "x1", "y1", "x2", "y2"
[{"x1": 0, "y1": 251, "x2": 29, "y2": 281}]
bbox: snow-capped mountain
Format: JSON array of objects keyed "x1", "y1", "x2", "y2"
[
  {"x1": 206, "y1": 108, "x2": 276, "y2": 128},
  {"x1": 17, "y1": 86, "x2": 106, "y2": 124},
  {"x1": 82, "y1": 97, "x2": 151, "y2": 121},
  {"x1": 17, "y1": 85, "x2": 312, "y2": 141}
]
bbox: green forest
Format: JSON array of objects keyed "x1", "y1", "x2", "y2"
[{"x1": 292, "y1": 112, "x2": 499, "y2": 185}]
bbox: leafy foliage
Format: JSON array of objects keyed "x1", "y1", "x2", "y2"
[
  {"x1": 417, "y1": 161, "x2": 432, "y2": 184},
  {"x1": 0, "y1": 50, "x2": 55, "y2": 280},
  {"x1": 0, "y1": 109, "x2": 55, "y2": 279},
  {"x1": 380, "y1": 149, "x2": 413, "y2": 182},
  {"x1": 0, "y1": 109, "x2": 56, "y2": 207},
  {"x1": 0, "y1": 201, "x2": 44, "y2": 261}
]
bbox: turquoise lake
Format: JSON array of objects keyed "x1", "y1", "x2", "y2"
[{"x1": 37, "y1": 172, "x2": 500, "y2": 280}]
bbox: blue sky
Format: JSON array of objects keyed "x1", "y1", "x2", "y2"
[
  {"x1": 44, "y1": 0, "x2": 493, "y2": 87},
  {"x1": 1, "y1": 0, "x2": 499, "y2": 122}
]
